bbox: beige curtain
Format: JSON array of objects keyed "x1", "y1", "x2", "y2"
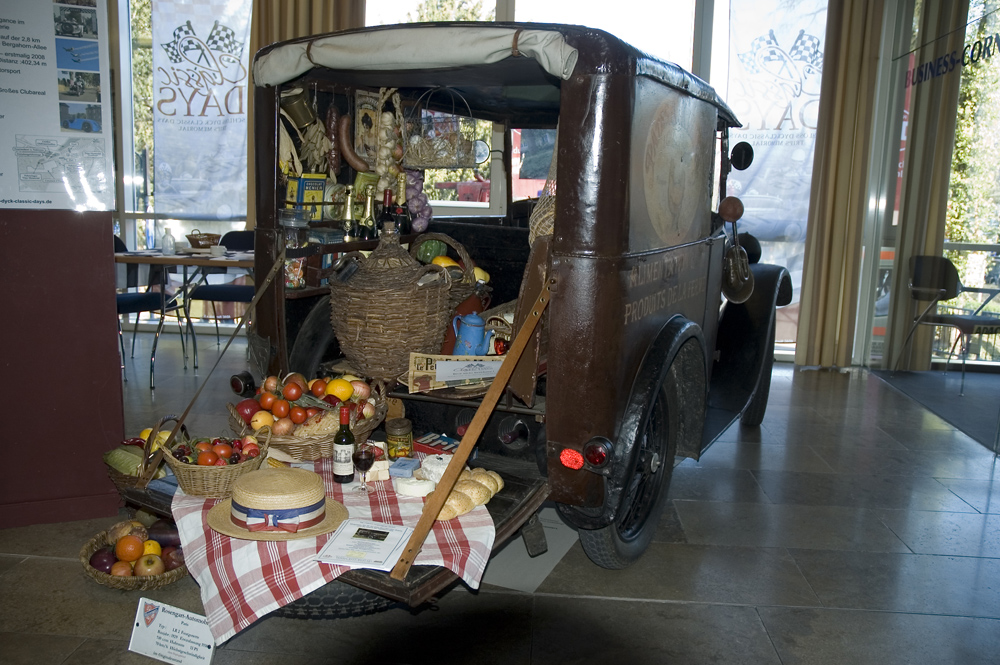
[
  {"x1": 795, "y1": 0, "x2": 885, "y2": 367},
  {"x1": 245, "y1": 0, "x2": 365, "y2": 228},
  {"x1": 884, "y1": 0, "x2": 969, "y2": 370}
]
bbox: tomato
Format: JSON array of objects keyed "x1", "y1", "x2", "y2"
[
  {"x1": 194, "y1": 441, "x2": 213, "y2": 452},
  {"x1": 272, "y1": 399, "x2": 290, "y2": 418},
  {"x1": 197, "y1": 451, "x2": 219, "y2": 466},
  {"x1": 310, "y1": 379, "x2": 328, "y2": 398},
  {"x1": 282, "y1": 382, "x2": 303, "y2": 401},
  {"x1": 305, "y1": 407, "x2": 320, "y2": 418},
  {"x1": 289, "y1": 406, "x2": 308, "y2": 424},
  {"x1": 259, "y1": 391, "x2": 277, "y2": 410},
  {"x1": 212, "y1": 443, "x2": 233, "y2": 459}
]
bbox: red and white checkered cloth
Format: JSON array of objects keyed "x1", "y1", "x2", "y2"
[{"x1": 172, "y1": 457, "x2": 495, "y2": 644}]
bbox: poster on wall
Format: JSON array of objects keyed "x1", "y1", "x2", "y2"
[
  {"x1": 727, "y1": 0, "x2": 828, "y2": 336},
  {"x1": 151, "y1": 0, "x2": 251, "y2": 219},
  {"x1": 0, "y1": 0, "x2": 113, "y2": 211}
]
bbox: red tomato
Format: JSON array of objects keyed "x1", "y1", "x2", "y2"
[
  {"x1": 259, "y1": 392, "x2": 277, "y2": 410},
  {"x1": 194, "y1": 441, "x2": 213, "y2": 452},
  {"x1": 310, "y1": 379, "x2": 328, "y2": 397},
  {"x1": 272, "y1": 399, "x2": 290, "y2": 418},
  {"x1": 212, "y1": 443, "x2": 233, "y2": 458},
  {"x1": 197, "y1": 451, "x2": 219, "y2": 466},
  {"x1": 282, "y1": 382, "x2": 303, "y2": 401},
  {"x1": 305, "y1": 407, "x2": 320, "y2": 418},
  {"x1": 289, "y1": 406, "x2": 307, "y2": 424}
]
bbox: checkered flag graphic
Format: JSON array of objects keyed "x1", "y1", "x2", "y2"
[
  {"x1": 788, "y1": 29, "x2": 823, "y2": 69},
  {"x1": 206, "y1": 21, "x2": 242, "y2": 56},
  {"x1": 738, "y1": 29, "x2": 783, "y2": 74},
  {"x1": 160, "y1": 20, "x2": 196, "y2": 64}
]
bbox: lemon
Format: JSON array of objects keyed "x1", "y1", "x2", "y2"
[
  {"x1": 431, "y1": 256, "x2": 459, "y2": 268},
  {"x1": 139, "y1": 428, "x2": 171, "y2": 450},
  {"x1": 325, "y1": 378, "x2": 355, "y2": 401},
  {"x1": 142, "y1": 539, "x2": 162, "y2": 557},
  {"x1": 473, "y1": 266, "x2": 490, "y2": 283}
]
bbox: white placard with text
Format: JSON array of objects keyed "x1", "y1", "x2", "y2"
[{"x1": 128, "y1": 598, "x2": 215, "y2": 664}]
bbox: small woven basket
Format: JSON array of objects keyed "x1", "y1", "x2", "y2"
[
  {"x1": 329, "y1": 227, "x2": 453, "y2": 380},
  {"x1": 403, "y1": 88, "x2": 479, "y2": 169},
  {"x1": 226, "y1": 381, "x2": 388, "y2": 461},
  {"x1": 186, "y1": 229, "x2": 222, "y2": 248},
  {"x1": 80, "y1": 529, "x2": 188, "y2": 591},
  {"x1": 107, "y1": 417, "x2": 189, "y2": 494},
  {"x1": 409, "y1": 233, "x2": 479, "y2": 310},
  {"x1": 161, "y1": 426, "x2": 271, "y2": 499}
]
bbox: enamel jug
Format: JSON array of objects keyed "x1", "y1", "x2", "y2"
[{"x1": 452, "y1": 311, "x2": 494, "y2": 356}]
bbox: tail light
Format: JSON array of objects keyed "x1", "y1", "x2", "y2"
[
  {"x1": 559, "y1": 448, "x2": 585, "y2": 470},
  {"x1": 583, "y1": 437, "x2": 613, "y2": 468}
]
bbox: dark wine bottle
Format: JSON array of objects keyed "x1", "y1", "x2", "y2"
[
  {"x1": 332, "y1": 405, "x2": 355, "y2": 483},
  {"x1": 394, "y1": 172, "x2": 412, "y2": 235},
  {"x1": 378, "y1": 187, "x2": 395, "y2": 234}
]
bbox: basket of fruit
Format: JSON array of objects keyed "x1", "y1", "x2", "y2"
[
  {"x1": 80, "y1": 518, "x2": 188, "y2": 591},
  {"x1": 185, "y1": 229, "x2": 222, "y2": 248},
  {"x1": 104, "y1": 418, "x2": 189, "y2": 493},
  {"x1": 228, "y1": 372, "x2": 388, "y2": 462},
  {"x1": 162, "y1": 426, "x2": 271, "y2": 499}
]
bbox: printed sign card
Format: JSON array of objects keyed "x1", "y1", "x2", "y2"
[{"x1": 128, "y1": 598, "x2": 215, "y2": 664}]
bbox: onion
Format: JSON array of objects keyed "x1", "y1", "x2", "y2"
[
  {"x1": 361, "y1": 401, "x2": 376, "y2": 419},
  {"x1": 272, "y1": 417, "x2": 295, "y2": 436},
  {"x1": 350, "y1": 380, "x2": 371, "y2": 401},
  {"x1": 263, "y1": 375, "x2": 279, "y2": 393}
]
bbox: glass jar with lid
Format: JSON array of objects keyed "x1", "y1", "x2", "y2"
[{"x1": 279, "y1": 208, "x2": 309, "y2": 289}]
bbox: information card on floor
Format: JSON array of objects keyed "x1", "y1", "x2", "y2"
[{"x1": 128, "y1": 597, "x2": 215, "y2": 664}]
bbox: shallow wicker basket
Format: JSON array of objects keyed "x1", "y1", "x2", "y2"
[
  {"x1": 106, "y1": 417, "x2": 189, "y2": 494},
  {"x1": 330, "y1": 228, "x2": 453, "y2": 380},
  {"x1": 186, "y1": 229, "x2": 222, "y2": 248},
  {"x1": 161, "y1": 427, "x2": 271, "y2": 498},
  {"x1": 226, "y1": 381, "x2": 388, "y2": 461},
  {"x1": 80, "y1": 529, "x2": 188, "y2": 591},
  {"x1": 409, "y1": 232, "x2": 479, "y2": 310}
]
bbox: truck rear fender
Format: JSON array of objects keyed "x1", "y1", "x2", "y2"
[{"x1": 558, "y1": 315, "x2": 706, "y2": 530}]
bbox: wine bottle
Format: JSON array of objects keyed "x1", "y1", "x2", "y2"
[
  {"x1": 341, "y1": 185, "x2": 358, "y2": 241},
  {"x1": 378, "y1": 187, "x2": 395, "y2": 235},
  {"x1": 358, "y1": 185, "x2": 377, "y2": 240},
  {"x1": 394, "y1": 172, "x2": 412, "y2": 235},
  {"x1": 332, "y1": 405, "x2": 355, "y2": 483}
]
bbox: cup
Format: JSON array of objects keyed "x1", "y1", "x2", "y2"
[{"x1": 210, "y1": 245, "x2": 227, "y2": 257}]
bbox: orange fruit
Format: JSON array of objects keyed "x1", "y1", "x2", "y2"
[
  {"x1": 325, "y1": 378, "x2": 354, "y2": 401},
  {"x1": 142, "y1": 539, "x2": 162, "y2": 556},
  {"x1": 115, "y1": 534, "x2": 144, "y2": 562}
]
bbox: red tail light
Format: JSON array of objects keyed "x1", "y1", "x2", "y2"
[
  {"x1": 559, "y1": 448, "x2": 585, "y2": 470},
  {"x1": 583, "y1": 437, "x2": 612, "y2": 467}
]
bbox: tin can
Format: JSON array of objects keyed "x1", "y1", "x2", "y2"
[{"x1": 385, "y1": 418, "x2": 413, "y2": 459}]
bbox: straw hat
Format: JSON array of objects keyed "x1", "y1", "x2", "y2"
[{"x1": 207, "y1": 468, "x2": 348, "y2": 541}]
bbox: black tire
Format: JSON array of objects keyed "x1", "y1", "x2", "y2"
[
  {"x1": 272, "y1": 579, "x2": 401, "y2": 620},
  {"x1": 578, "y1": 338, "x2": 702, "y2": 569},
  {"x1": 61, "y1": 120, "x2": 69, "y2": 128},
  {"x1": 287, "y1": 295, "x2": 337, "y2": 378},
  {"x1": 82, "y1": 122, "x2": 92, "y2": 133},
  {"x1": 740, "y1": 311, "x2": 775, "y2": 427}
]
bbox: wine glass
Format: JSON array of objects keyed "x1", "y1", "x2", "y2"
[{"x1": 352, "y1": 442, "x2": 377, "y2": 494}]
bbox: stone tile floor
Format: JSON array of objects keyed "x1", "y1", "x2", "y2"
[{"x1": 2, "y1": 333, "x2": 1000, "y2": 663}]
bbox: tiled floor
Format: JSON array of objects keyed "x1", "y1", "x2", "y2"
[{"x1": 3, "y1": 333, "x2": 1000, "y2": 664}]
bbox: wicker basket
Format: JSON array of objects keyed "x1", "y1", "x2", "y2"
[
  {"x1": 161, "y1": 426, "x2": 271, "y2": 498},
  {"x1": 403, "y1": 88, "x2": 479, "y2": 169},
  {"x1": 329, "y1": 227, "x2": 453, "y2": 380},
  {"x1": 186, "y1": 229, "x2": 222, "y2": 248},
  {"x1": 226, "y1": 381, "x2": 388, "y2": 461},
  {"x1": 409, "y1": 233, "x2": 480, "y2": 310},
  {"x1": 107, "y1": 417, "x2": 189, "y2": 494},
  {"x1": 80, "y1": 530, "x2": 188, "y2": 591}
]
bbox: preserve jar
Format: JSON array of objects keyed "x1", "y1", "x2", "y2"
[
  {"x1": 385, "y1": 418, "x2": 413, "y2": 459},
  {"x1": 279, "y1": 209, "x2": 309, "y2": 289}
]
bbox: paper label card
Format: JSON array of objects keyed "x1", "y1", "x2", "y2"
[{"x1": 128, "y1": 598, "x2": 215, "y2": 664}]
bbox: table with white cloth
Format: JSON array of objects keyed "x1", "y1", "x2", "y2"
[{"x1": 171, "y1": 457, "x2": 498, "y2": 645}]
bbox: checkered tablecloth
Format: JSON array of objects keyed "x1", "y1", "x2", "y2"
[{"x1": 171, "y1": 457, "x2": 495, "y2": 644}]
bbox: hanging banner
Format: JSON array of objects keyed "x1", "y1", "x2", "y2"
[
  {"x1": 0, "y1": 0, "x2": 113, "y2": 211},
  {"x1": 727, "y1": 0, "x2": 827, "y2": 248},
  {"x1": 152, "y1": 0, "x2": 251, "y2": 219}
]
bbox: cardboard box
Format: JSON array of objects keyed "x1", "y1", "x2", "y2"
[{"x1": 286, "y1": 173, "x2": 327, "y2": 221}]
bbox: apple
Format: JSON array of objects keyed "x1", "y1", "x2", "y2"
[
  {"x1": 284, "y1": 372, "x2": 308, "y2": 390},
  {"x1": 322, "y1": 394, "x2": 341, "y2": 407},
  {"x1": 89, "y1": 547, "x2": 117, "y2": 574},
  {"x1": 134, "y1": 554, "x2": 166, "y2": 577},
  {"x1": 162, "y1": 546, "x2": 185, "y2": 571},
  {"x1": 110, "y1": 560, "x2": 134, "y2": 577}
]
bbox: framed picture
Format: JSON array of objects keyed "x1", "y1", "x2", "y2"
[{"x1": 354, "y1": 89, "x2": 380, "y2": 169}]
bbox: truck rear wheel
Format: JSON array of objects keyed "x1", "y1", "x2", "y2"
[
  {"x1": 287, "y1": 295, "x2": 337, "y2": 378},
  {"x1": 578, "y1": 337, "x2": 701, "y2": 569},
  {"x1": 740, "y1": 310, "x2": 775, "y2": 427}
]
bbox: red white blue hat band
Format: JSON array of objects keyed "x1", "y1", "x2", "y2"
[{"x1": 230, "y1": 498, "x2": 326, "y2": 533}]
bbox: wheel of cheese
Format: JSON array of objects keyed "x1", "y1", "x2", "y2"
[
  {"x1": 393, "y1": 477, "x2": 436, "y2": 498},
  {"x1": 420, "y1": 454, "x2": 454, "y2": 484}
]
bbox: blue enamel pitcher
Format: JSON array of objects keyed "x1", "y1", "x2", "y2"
[{"x1": 452, "y1": 311, "x2": 494, "y2": 356}]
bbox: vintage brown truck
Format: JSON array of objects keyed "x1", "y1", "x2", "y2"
[{"x1": 233, "y1": 22, "x2": 792, "y2": 617}]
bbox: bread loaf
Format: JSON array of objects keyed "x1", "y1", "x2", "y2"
[
  {"x1": 470, "y1": 469, "x2": 499, "y2": 495},
  {"x1": 436, "y1": 489, "x2": 475, "y2": 521},
  {"x1": 454, "y1": 479, "x2": 492, "y2": 506}
]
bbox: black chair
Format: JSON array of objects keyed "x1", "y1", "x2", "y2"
[
  {"x1": 184, "y1": 230, "x2": 255, "y2": 368},
  {"x1": 115, "y1": 236, "x2": 186, "y2": 389},
  {"x1": 893, "y1": 255, "x2": 1000, "y2": 394}
]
